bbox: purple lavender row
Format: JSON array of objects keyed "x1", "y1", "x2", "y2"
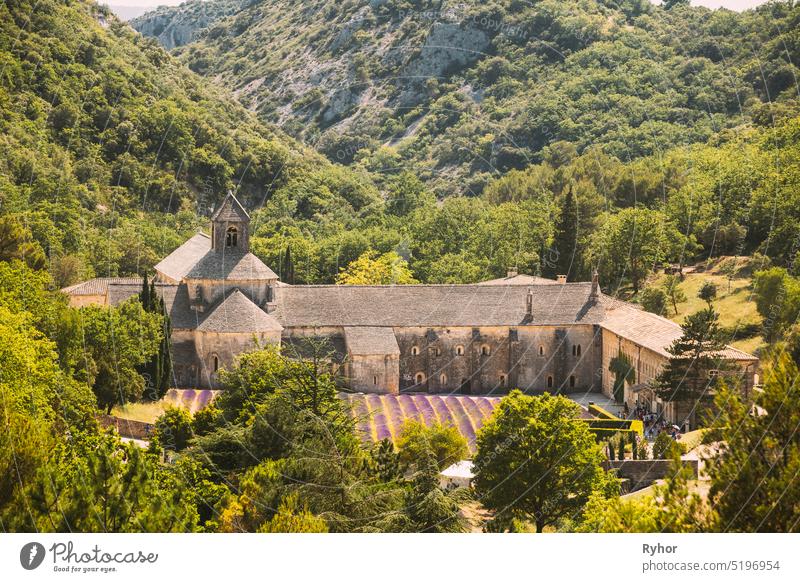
[
  {"x1": 366, "y1": 394, "x2": 392, "y2": 441},
  {"x1": 443, "y1": 395, "x2": 476, "y2": 444},
  {"x1": 381, "y1": 395, "x2": 405, "y2": 441},
  {"x1": 412, "y1": 394, "x2": 438, "y2": 426},
  {"x1": 428, "y1": 396, "x2": 451, "y2": 428}
]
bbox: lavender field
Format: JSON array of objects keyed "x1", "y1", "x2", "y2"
[{"x1": 340, "y1": 393, "x2": 502, "y2": 450}]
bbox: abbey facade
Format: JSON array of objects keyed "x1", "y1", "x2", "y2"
[{"x1": 64, "y1": 193, "x2": 758, "y2": 425}]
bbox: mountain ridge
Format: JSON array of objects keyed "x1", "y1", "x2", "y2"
[{"x1": 131, "y1": 0, "x2": 800, "y2": 196}]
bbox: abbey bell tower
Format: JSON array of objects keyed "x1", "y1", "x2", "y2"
[{"x1": 210, "y1": 190, "x2": 250, "y2": 253}]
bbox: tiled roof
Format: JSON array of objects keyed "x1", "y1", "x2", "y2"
[
  {"x1": 478, "y1": 274, "x2": 560, "y2": 285},
  {"x1": 62, "y1": 277, "x2": 142, "y2": 296},
  {"x1": 154, "y1": 232, "x2": 210, "y2": 282},
  {"x1": 599, "y1": 296, "x2": 758, "y2": 361},
  {"x1": 211, "y1": 191, "x2": 250, "y2": 222},
  {"x1": 185, "y1": 250, "x2": 277, "y2": 281},
  {"x1": 344, "y1": 327, "x2": 400, "y2": 356},
  {"x1": 197, "y1": 289, "x2": 283, "y2": 333},
  {"x1": 271, "y1": 283, "x2": 605, "y2": 327}
]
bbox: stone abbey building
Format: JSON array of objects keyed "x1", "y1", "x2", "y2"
[{"x1": 64, "y1": 193, "x2": 758, "y2": 424}]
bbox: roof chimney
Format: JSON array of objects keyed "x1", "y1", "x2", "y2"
[
  {"x1": 507, "y1": 267, "x2": 518, "y2": 278},
  {"x1": 557, "y1": 274, "x2": 567, "y2": 284},
  {"x1": 590, "y1": 269, "x2": 600, "y2": 299}
]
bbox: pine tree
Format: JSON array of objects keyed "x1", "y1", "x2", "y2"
[
  {"x1": 546, "y1": 187, "x2": 579, "y2": 279},
  {"x1": 653, "y1": 306, "x2": 731, "y2": 428},
  {"x1": 404, "y1": 442, "x2": 465, "y2": 533}
]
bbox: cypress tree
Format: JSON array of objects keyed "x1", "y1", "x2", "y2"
[
  {"x1": 139, "y1": 274, "x2": 173, "y2": 400},
  {"x1": 283, "y1": 246, "x2": 295, "y2": 285},
  {"x1": 617, "y1": 433, "x2": 625, "y2": 460},
  {"x1": 546, "y1": 187, "x2": 579, "y2": 280}
]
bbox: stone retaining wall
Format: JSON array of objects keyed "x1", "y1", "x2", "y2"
[{"x1": 604, "y1": 459, "x2": 699, "y2": 490}]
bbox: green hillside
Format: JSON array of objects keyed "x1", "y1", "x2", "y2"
[
  {"x1": 133, "y1": 0, "x2": 800, "y2": 197},
  {"x1": 0, "y1": 0, "x2": 380, "y2": 284}
]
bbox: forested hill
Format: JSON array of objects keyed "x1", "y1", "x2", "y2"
[
  {"x1": 132, "y1": 0, "x2": 800, "y2": 197},
  {"x1": 0, "y1": 0, "x2": 381, "y2": 283}
]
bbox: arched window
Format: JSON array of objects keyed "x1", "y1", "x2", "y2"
[
  {"x1": 213, "y1": 355, "x2": 219, "y2": 372},
  {"x1": 373, "y1": 375, "x2": 378, "y2": 385},
  {"x1": 538, "y1": 345, "x2": 545, "y2": 356},
  {"x1": 569, "y1": 375, "x2": 576, "y2": 388},
  {"x1": 225, "y1": 226, "x2": 238, "y2": 247},
  {"x1": 547, "y1": 375, "x2": 553, "y2": 389},
  {"x1": 415, "y1": 372, "x2": 426, "y2": 385},
  {"x1": 440, "y1": 373, "x2": 447, "y2": 385},
  {"x1": 481, "y1": 344, "x2": 491, "y2": 356},
  {"x1": 411, "y1": 346, "x2": 419, "y2": 356},
  {"x1": 499, "y1": 374, "x2": 507, "y2": 388},
  {"x1": 435, "y1": 347, "x2": 442, "y2": 356},
  {"x1": 456, "y1": 345, "x2": 464, "y2": 356},
  {"x1": 572, "y1": 344, "x2": 582, "y2": 357}
]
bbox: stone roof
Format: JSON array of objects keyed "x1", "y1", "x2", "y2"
[
  {"x1": 197, "y1": 289, "x2": 282, "y2": 333},
  {"x1": 478, "y1": 274, "x2": 560, "y2": 286},
  {"x1": 154, "y1": 232, "x2": 210, "y2": 282},
  {"x1": 271, "y1": 283, "x2": 604, "y2": 327},
  {"x1": 185, "y1": 249, "x2": 277, "y2": 281},
  {"x1": 599, "y1": 296, "x2": 758, "y2": 361},
  {"x1": 344, "y1": 327, "x2": 400, "y2": 356},
  {"x1": 62, "y1": 277, "x2": 142, "y2": 296},
  {"x1": 211, "y1": 191, "x2": 249, "y2": 222}
]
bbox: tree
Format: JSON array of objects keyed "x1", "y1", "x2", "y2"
[
  {"x1": 335, "y1": 250, "x2": 417, "y2": 285},
  {"x1": 0, "y1": 215, "x2": 46, "y2": 270},
  {"x1": 662, "y1": 274, "x2": 686, "y2": 315},
  {"x1": 753, "y1": 267, "x2": 800, "y2": 342},
  {"x1": 653, "y1": 306, "x2": 731, "y2": 429},
  {"x1": 258, "y1": 495, "x2": 328, "y2": 533},
  {"x1": 609, "y1": 353, "x2": 635, "y2": 403},
  {"x1": 282, "y1": 246, "x2": 295, "y2": 285},
  {"x1": 652, "y1": 430, "x2": 681, "y2": 459},
  {"x1": 396, "y1": 420, "x2": 469, "y2": 471},
  {"x1": 9, "y1": 432, "x2": 198, "y2": 532},
  {"x1": 544, "y1": 187, "x2": 578, "y2": 279},
  {"x1": 372, "y1": 438, "x2": 402, "y2": 482},
  {"x1": 589, "y1": 208, "x2": 672, "y2": 293},
  {"x1": 705, "y1": 354, "x2": 800, "y2": 532},
  {"x1": 473, "y1": 391, "x2": 615, "y2": 532},
  {"x1": 138, "y1": 274, "x2": 173, "y2": 401},
  {"x1": 698, "y1": 280, "x2": 717, "y2": 307},
  {"x1": 154, "y1": 407, "x2": 194, "y2": 452},
  {"x1": 78, "y1": 299, "x2": 163, "y2": 413},
  {"x1": 403, "y1": 442, "x2": 466, "y2": 533},
  {"x1": 639, "y1": 286, "x2": 668, "y2": 316}
]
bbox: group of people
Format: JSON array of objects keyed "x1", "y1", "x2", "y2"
[{"x1": 622, "y1": 402, "x2": 683, "y2": 440}]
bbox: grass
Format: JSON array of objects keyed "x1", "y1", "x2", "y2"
[
  {"x1": 645, "y1": 256, "x2": 763, "y2": 355},
  {"x1": 111, "y1": 401, "x2": 170, "y2": 424}
]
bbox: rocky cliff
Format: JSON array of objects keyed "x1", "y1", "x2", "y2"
[{"x1": 130, "y1": 0, "x2": 247, "y2": 49}]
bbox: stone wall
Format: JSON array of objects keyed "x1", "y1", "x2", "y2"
[
  {"x1": 601, "y1": 327, "x2": 667, "y2": 401},
  {"x1": 394, "y1": 325, "x2": 603, "y2": 395},
  {"x1": 347, "y1": 353, "x2": 400, "y2": 394},
  {"x1": 98, "y1": 415, "x2": 154, "y2": 440},
  {"x1": 195, "y1": 330, "x2": 281, "y2": 388},
  {"x1": 604, "y1": 459, "x2": 699, "y2": 490}
]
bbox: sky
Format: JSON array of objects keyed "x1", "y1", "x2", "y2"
[{"x1": 107, "y1": 0, "x2": 772, "y2": 10}]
